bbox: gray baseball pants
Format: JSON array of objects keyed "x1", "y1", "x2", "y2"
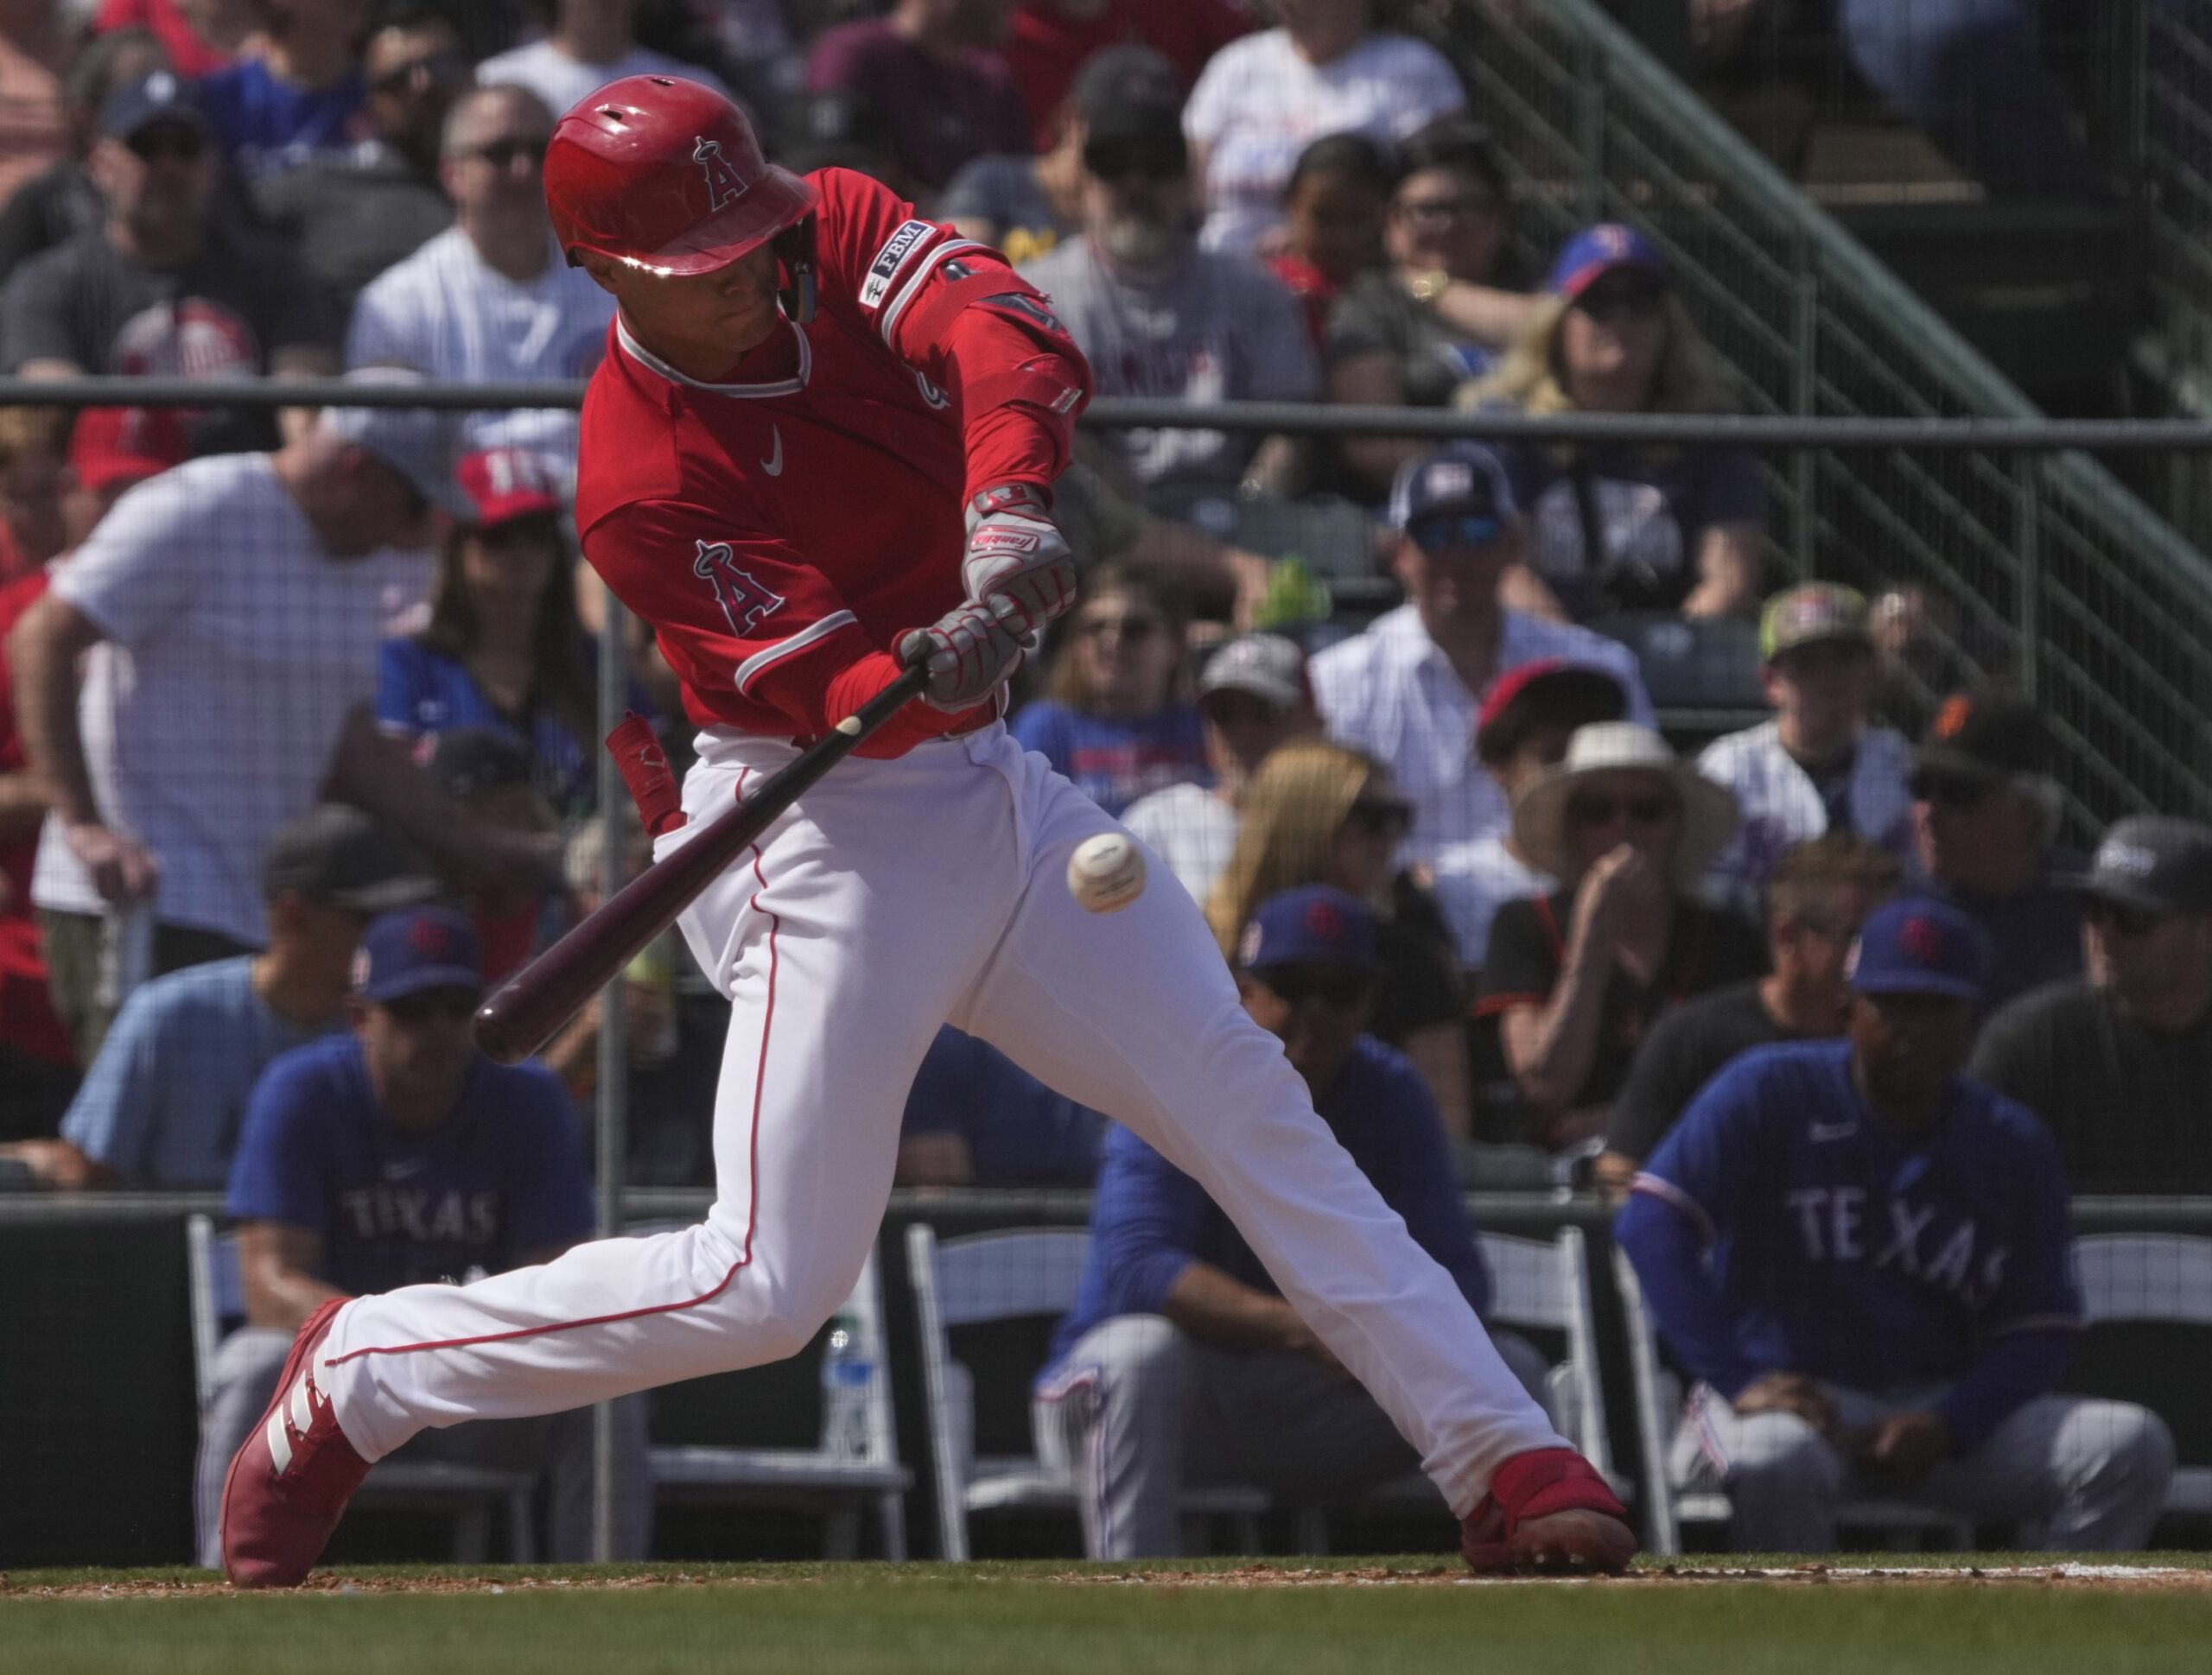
[
  {"x1": 1675, "y1": 1380, "x2": 2175, "y2": 1552},
  {"x1": 1039, "y1": 1313, "x2": 1552, "y2": 1559}
]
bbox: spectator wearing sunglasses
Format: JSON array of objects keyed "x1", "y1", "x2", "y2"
[
  {"x1": 1475, "y1": 722, "x2": 1761, "y2": 1152},
  {"x1": 346, "y1": 85, "x2": 613, "y2": 484},
  {"x1": 1019, "y1": 49, "x2": 1316, "y2": 504},
  {"x1": 1035, "y1": 884, "x2": 1548, "y2": 1558},
  {"x1": 1013, "y1": 562, "x2": 1207, "y2": 818},
  {"x1": 1205, "y1": 739, "x2": 1468, "y2": 1132},
  {"x1": 1466, "y1": 225, "x2": 1764, "y2": 624},
  {"x1": 0, "y1": 71, "x2": 341, "y2": 450},
  {"x1": 1971, "y1": 816, "x2": 2212, "y2": 1196},
  {"x1": 1309, "y1": 443, "x2": 1650, "y2": 869},
  {"x1": 197, "y1": 0, "x2": 375, "y2": 185},
  {"x1": 1908, "y1": 687, "x2": 2082, "y2": 1013},
  {"x1": 205, "y1": 904, "x2": 650, "y2": 1568},
  {"x1": 245, "y1": 5, "x2": 467, "y2": 314}
]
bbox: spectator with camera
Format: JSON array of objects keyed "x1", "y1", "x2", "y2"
[
  {"x1": 1020, "y1": 48, "x2": 1316, "y2": 504},
  {"x1": 1036, "y1": 884, "x2": 1548, "y2": 1558},
  {"x1": 1618, "y1": 897, "x2": 2173, "y2": 1553},
  {"x1": 1470, "y1": 225, "x2": 1764, "y2": 623},
  {"x1": 1474, "y1": 722, "x2": 1760, "y2": 1153},
  {"x1": 1972, "y1": 815, "x2": 2212, "y2": 1196},
  {"x1": 0, "y1": 804, "x2": 435, "y2": 1189},
  {"x1": 1592, "y1": 831, "x2": 1899, "y2": 1200},
  {"x1": 1910, "y1": 687, "x2": 2082, "y2": 1012},
  {"x1": 346, "y1": 84, "x2": 614, "y2": 480},
  {"x1": 1309, "y1": 444, "x2": 1649, "y2": 868},
  {"x1": 198, "y1": 904, "x2": 650, "y2": 1567},
  {"x1": 1700, "y1": 583, "x2": 1916, "y2": 901}
]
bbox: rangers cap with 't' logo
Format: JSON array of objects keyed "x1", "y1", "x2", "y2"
[{"x1": 545, "y1": 76, "x2": 819, "y2": 276}]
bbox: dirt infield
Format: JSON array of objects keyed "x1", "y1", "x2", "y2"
[{"x1": 6, "y1": 1558, "x2": 2210, "y2": 1600}]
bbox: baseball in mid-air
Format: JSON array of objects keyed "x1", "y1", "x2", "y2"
[{"x1": 1067, "y1": 832, "x2": 1146, "y2": 914}]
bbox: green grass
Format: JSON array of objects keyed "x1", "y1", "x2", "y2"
[{"x1": 3, "y1": 1557, "x2": 2209, "y2": 1675}]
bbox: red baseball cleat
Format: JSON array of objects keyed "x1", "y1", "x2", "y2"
[
  {"x1": 1460, "y1": 1447, "x2": 1638, "y2": 1574},
  {"x1": 220, "y1": 1297, "x2": 371, "y2": 1588}
]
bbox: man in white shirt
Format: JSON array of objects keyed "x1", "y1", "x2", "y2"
[
  {"x1": 1310, "y1": 445, "x2": 1651, "y2": 869},
  {"x1": 1123, "y1": 632, "x2": 1314, "y2": 903},
  {"x1": 1698, "y1": 582, "x2": 1916, "y2": 904},
  {"x1": 8, "y1": 378, "x2": 555, "y2": 1056},
  {"x1": 347, "y1": 86, "x2": 616, "y2": 482},
  {"x1": 476, "y1": 0, "x2": 731, "y2": 125}
]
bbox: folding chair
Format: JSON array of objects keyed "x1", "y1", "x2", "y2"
[
  {"x1": 644, "y1": 1239, "x2": 911, "y2": 1558},
  {"x1": 906, "y1": 1223, "x2": 1267, "y2": 1560},
  {"x1": 2072, "y1": 1233, "x2": 2212, "y2": 1517},
  {"x1": 1611, "y1": 1247, "x2": 1970, "y2": 1555},
  {"x1": 187, "y1": 1215, "x2": 537, "y2": 1562}
]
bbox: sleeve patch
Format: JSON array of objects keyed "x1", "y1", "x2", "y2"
[{"x1": 860, "y1": 219, "x2": 938, "y2": 310}]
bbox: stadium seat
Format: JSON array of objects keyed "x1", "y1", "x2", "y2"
[
  {"x1": 187, "y1": 1215, "x2": 539, "y2": 1563},
  {"x1": 905, "y1": 1222, "x2": 1268, "y2": 1561},
  {"x1": 1611, "y1": 1247, "x2": 1973, "y2": 1555},
  {"x1": 639, "y1": 1229, "x2": 912, "y2": 1559},
  {"x1": 2070, "y1": 1233, "x2": 2212, "y2": 1518}
]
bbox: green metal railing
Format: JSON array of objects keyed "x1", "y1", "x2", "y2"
[{"x1": 1429, "y1": 0, "x2": 2212, "y2": 837}]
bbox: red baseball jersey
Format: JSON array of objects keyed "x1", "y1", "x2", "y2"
[{"x1": 573, "y1": 168, "x2": 1090, "y2": 755}]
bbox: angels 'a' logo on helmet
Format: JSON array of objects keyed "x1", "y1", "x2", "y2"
[{"x1": 694, "y1": 136, "x2": 749, "y2": 211}]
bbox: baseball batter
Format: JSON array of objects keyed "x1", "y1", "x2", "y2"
[{"x1": 220, "y1": 78, "x2": 1631, "y2": 1584}]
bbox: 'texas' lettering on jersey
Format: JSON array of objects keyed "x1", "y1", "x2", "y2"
[
  {"x1": 694, "y1": 540, "x2": 785, "y2": 635},
  {"x1": 860, "y1": 219, "x2": 936, "y2": 309},
  {"x1": 1781, "y1": 1186, "x2": 2010, "y2": 1309}
]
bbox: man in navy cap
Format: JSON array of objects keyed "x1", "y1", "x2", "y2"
[
  {"x1": 1617, "y1": 897, "x2": 2173, "y2": 1552},
  {"x1": 1974, "y1": 815, "x2": 2212, "y2": 1194},
  {"x1": 200, "y1": 905, "x2": 646, "y2": 1568},
  {"x1": 1310, "y1": 443, "x2": 1651, "y2": 866},
  {"x1": 1036, "y1": 885, "x2": 1567, "y2": 1558}
]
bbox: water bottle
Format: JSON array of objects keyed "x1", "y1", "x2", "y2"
[{"x1": 819, "y1": 1307, "x2": 873, "y2": 1460}]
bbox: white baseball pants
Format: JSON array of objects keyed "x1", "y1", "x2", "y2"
[{"x1": 317, "y1": 724, "x2": 1566, "y2": 1516}]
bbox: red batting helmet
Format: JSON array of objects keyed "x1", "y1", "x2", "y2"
[{"x1": 545, "y1": 75, "x2": 819, "y2": 276}]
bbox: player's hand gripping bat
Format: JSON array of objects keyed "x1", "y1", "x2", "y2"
[{"x1": 473, "y1": 663, "x2": 931, "y2": 1065}]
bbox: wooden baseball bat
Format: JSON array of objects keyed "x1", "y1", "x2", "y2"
[{"x1": 474, "y1": 663, "x2": 932, "y2": 1065}]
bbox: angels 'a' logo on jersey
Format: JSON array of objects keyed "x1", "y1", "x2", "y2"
[
  {"x1": 694, "y1": 540, "x2": 784, "y2": 636},
  {"x1": 694, "y1": 136, "x2": 749, "y2": 211}
]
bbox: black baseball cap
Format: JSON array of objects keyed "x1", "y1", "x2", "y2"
[
  {"x1": 2069, "y1": 815, "x2": 2212, "y2": 917},
  {"x1": 1075, "y1": 47, "x2": 1186, "y2": 167},
  {"x1": 1912, "y1": 688, "x2": 2050, "y2": 790},
  {"x1": 100, "y1": 70, "x2": 209, "y2": 143},
  {"x1": 429, "y1": 726, "x2": 533, "y2": 801},
  {"x1": 261, "y1": 804, "x2": 441, "y2": 913}
]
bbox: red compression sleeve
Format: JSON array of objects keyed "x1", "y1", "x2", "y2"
[{"x1": 821, "y1": 650, "x2": 994, "y2": 759}]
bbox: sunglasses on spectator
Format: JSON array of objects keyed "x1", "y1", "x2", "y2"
[
  {"x1": 471, "y1": 136, "x2": 550, "y2": 169},
  {"x1": 371, "y1": 52, "x2": 469, "y2": 96},
  {"x1": 1907, "y1": 770, "x2": 1995, "y2": 810},
  {"x1": 1573, "y1": 277, "x2": 1668, "y2": 322},
  {"x1": 1077, "y1": 613, "x2": 1162, "y2": 642},
  {"x1": 1258, "y1": 963, "x2": 1373, "y2": 1009},
  {"x1": 1087, "y1": 144, "x2": 1185, "y2": 184},
  {"x1": 1568, "y1": 791, "x2": 1675, "y2": 828},
  {"x1": 126, "y1": 126, "x2": 206, "y2": 163},
  {"x1": 1395, "y1": 192, "x2": 1498, "y2": 225},
  {"x1": 382, "y1": 988, "x2": 480, "y2": 1024},
  {"x1": 1408, "y1": 513, "x2": 1504, "y2": 554},
  {"x1": 2082, "y1": 898, "x2": 2166, "y2": 937},
  {"x1": 1344, "y1": 796, "x2": 1414, "y2": 838}
]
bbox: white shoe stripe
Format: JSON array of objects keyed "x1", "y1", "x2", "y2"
[
  {"x1": 265, "y1": 1407, "x2": 293, "y2": 1475},
  {"x1": 289, "y1": 1374, "x2": 314, "y2": 1437}
]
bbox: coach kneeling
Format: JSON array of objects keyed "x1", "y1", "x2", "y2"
[
  {"x1": 1617, "y1": 898, "x2": 2173, "y2": 1553},
  {"x1": 1036, "y1": 886, "x2": 1548, "y2": 1558}
]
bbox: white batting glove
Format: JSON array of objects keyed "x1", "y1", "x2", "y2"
[
  {"x1": 898, "y1": 600, "x2": 1025, "y2": 713},
  {"x1": 963, "y1": 483, "x2": 1076, "y2": 642}
]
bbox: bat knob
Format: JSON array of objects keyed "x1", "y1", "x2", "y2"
[{"x1": 472, "y1": 997, "x2": 532, "y2": 1066}]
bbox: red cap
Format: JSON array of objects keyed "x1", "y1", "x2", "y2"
[
  {"x1": 545, "y1": 75, "x2": 818, "y2": 276},
  {"x1": 68, "y1": 405, "x2": 186, "y2": 495},
  {"x1": 454, "y1": 447, "x2": 562, "y2": 528}
]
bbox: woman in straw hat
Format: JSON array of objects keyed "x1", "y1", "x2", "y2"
[{"x1": 1471, "y1": 722, "x2": 1762, "y2": 1152}]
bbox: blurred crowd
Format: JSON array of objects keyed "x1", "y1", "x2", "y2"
[{"x1": 0, "y1": 0, "x2": 2200, "y2": 1563}]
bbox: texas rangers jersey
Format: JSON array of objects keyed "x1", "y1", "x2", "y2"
[
  {"x1": 573, "y1": 167, "x2": 1090, "y2": 747},
  {"x1": 1626, "y1": 1040, "x2": 2081, "y2": 1393}
]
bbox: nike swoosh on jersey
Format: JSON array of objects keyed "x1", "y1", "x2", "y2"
[{"x1": 761, "y1": 426, "x2": 783, "y2": 477}]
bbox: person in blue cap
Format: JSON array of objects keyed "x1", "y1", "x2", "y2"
[
  {"x1": 1035, "y1": 884, "x2": 1552, "y2": 1558},
  {"x1": 1616, "y1": 896, "x2": 2173, "y2": 1553},
  {"x1": 200, "y1": 905, "x2": 647, "y2": 1568},
  {"x1": 1469, "y1": 221, "x2": 1765, "y2": 623}
]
